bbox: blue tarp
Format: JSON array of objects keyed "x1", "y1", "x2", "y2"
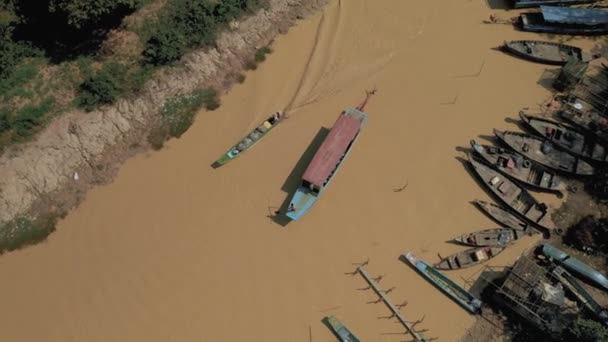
[{"x1": 541, "y1": 6, "x2": 608, "y2": 26}]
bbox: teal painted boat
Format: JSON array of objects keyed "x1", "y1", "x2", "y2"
[
  {"x1": 541, "y1": 244, "x2": 608, "y2": 291},
  {"x1": 324, "y1": 316, "x2": 360, "y2": 342},
  {"x1": 285, "y1": 108, "x2": 368, "y2": 220},
  {"x1": 404, "y1": 252, "x2": 482, "y2": 314},
  {"x1": 212, "y1": 112, "x2": 284, "y2": 167}
]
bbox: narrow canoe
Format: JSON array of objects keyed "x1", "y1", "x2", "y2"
[
  {"x1": 551, "y1": 266, "x2": 608, "y2": 325},
  {"x1": 471, "y1": 140, "x2": 565, "y2": 192},
  {"x1": 212, "y1": 112, "x2": 284, "y2": 167},
  {"x1": 474, "y1": 200, "x2": 532, "y2": 231},
  {"x1": 518, "y1": 7, "x2": 608, "y2": 36},
  {"x1": 404, "y1": 252, "x2": 482, "y2": 314},
  {"x1": 468, "y1": 154, "x2": 556, "y2": 231},
  {"x1": 324, "y1": 316, "x2": 360, "y2": 342},
  {"x1": 502, "y1": 40, "x2": 597, "y2": 65},
  {"x1": 513, "y1": 0, "x2": 601, "y2": 9},
  {"x1": 520, "y1": 111, "x2": 608, "y2": 163},
  {"x1": 435, "y1": 246, "x2": 505, "y2": 270},
  {"x1": 494, "y1": 129, "x2": 595, "y2": 176},
  {"x1": 542, "y1": 244, "x2": 608, "y2": 291},
  {"x1": 453, "y1": 228, "x2": 527, "y2": 247}
]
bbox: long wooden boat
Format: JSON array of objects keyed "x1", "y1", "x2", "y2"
[
  {"x1": 324, "y1": 316, "x2": 360, "y2": 342},
  {"x1": 542, "y1": 244, "x2": 608, "y2": 291},
  {"x1": 468, "y1": 154, "x2": 556, "y2": 231},
  {"x1": 513, "y1": 0, "x2": 601, "y2": 8},
  {"x1": 285, "y1": 108, "x2": 368, "y2": 220},
  {"x1": 471, "y1": 140, "x2": 565, "y2": 192},
  {"x1": 560, "y1": 109, "x2": 608, "y2": 144},
  {"x1": 474, "y1": 200, "x2": 532, "y2": 231},
  {"x1": 551, "y1": 266, "x2": 608, "y2": 326},
  {"x1": 435, "y1": 247, "x2": 505, "y2": 270},
  {"x1": 520, "y1": 112, "x2": 608, "y2": 163},
  {"x1": 453, "y1": 228, "x2": 527, "y2": 247},
  {"x1": 212, "y1": 112, "x2": 284, "y2": 167},
  {"x1": 518, "y1": 6, "x2": 608, "y2": 35},
  {"x1": 501, "y1": 40, "x2": 597, "y2": 65},
  {"x1": 404, "y1": 252, "x2": 482, "y2": 313},
  {"x1": 494, "y1": 129, "x2": 595, "y2": 176}
]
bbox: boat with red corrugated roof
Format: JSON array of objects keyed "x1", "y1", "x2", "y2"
[{"x1": 285, "y1": 90, "x2": 374, "y2": 220}]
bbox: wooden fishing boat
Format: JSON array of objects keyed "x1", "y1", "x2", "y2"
[
  {"x1": 520, "y1": 112, "x2": 608, "y2": 163},
  {"x1": 513, "y1": 0, "x2": 601, "y2": 8},
  {"x1": 404, "y1": 252, "x2": 482, "y2": 314},
  {"x1": 468, "y1": 154, "x2": 556, "y2": 231},
  {"x1": 494, "y1": 130, "x2": 595, "y2": 176},
  {"x1": 285, "y1": 90, "x2": 375, "y2": 220},
  {"x1": 474, "y1": 200, "x2": 532, "y2": 231},
  {"x1": 435, "y1": 246, "x2": 505, "y2": 270},
  {"x1": 324, "y1": 316, "x2": 360, "y2": 342},
  {"x1": 518, "y1": 6, "x2": 608, "y2": 35},
  {"x1": 471, "y1": 140, "x2": 565, "y2": 192},
  {"x1": 501, "y1": 40, "x2": 597, "y2": 65},
  {"x1": 560, "y1": 109, "x2": 608, "y2": 144},
  {"x1": 212, "y1": 112, "x2": 284, "y2": 167},
  {"x1": 542, "y1": 244, "x2": 608, "y2": 291},
  {"x1": 453, "y1": 228, "x2": 527, "y2": 247}
]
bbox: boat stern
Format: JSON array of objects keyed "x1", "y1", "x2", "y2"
[
  {"x1": 404, "y1": 252, "x2": 418, "y2": 266},
  {"x1": 285, "y1": 187, "x2": 318, "y2": 221}
]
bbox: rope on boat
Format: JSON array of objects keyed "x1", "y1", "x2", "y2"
[{"x1": 357, "y1": 87, "x2": 378, "y2": 112}]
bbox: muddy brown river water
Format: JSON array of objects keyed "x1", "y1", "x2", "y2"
[{"x1": 1, "y1": 0, "x2": 596, "y2": 340}]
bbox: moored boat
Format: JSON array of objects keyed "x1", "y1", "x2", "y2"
[
  {"x1": 453, "y1": 228, "x2": 527, "y2": 247},
  {"x1": 212, "y1": 112, "x2": 284, "y2": 167},
  {"x1": 285, "y1": 91, "x2": 374, "y2": 220},
  {"x1": 541, "y1": 244, "x2": 608, "y2": 291},
  {"x1": 474, "y1": 200, "x2": 532, "y2": 231},
  {"x1": 468, "y1": 154, "x2": 556, "y2": 231},
  {"x1": 435, "y1": 246, "x2": 505, "y2": 270},
  {"x1": 518, "y1": 6, "x2": 608, "y2": 35},
  {"x1": 513, "y1": 0, "x2": 601, "y2": 8},
  {"x1": 501, "y1": 40, "x2": 597, "y2": 65},
  {"x1": 494, "y1": 129, "x2": 595, "y2": 176},
  {"x1": 403, "y1": 252, "x2": 482, "y2": 314},
  {"x1": 551, "y1": 266, "x2": 608, "y2": 325},
  {"x1": 559, "y1": 109, "x2": 608, "y2": 144},
  {"x1": 471, "y1": 140, "x2": 565, "y2": 192},
  {"x1": 324, "y1": 316, "x2": 360, "y2": 342},
  {"x1": 520, "y1": 112, "x2": 608, "y2": 163}
]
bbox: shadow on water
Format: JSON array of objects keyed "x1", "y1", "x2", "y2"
[
  {"x1": 485, "y1": 0, "x2": 512, "y2": 10},
  {"x1": 272, "y1": 127, "x2": 330, "y2": 227}
]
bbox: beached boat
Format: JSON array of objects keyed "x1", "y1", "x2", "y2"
[
  {"x1": 471, "y1": 140, "x2": 565, "y2": 192},
  {"x1": 513, "y1": 0, "x2": 601, "y2": 8},
  {"x1": 501, "y1": 40, "x2": 597, "y2": 65},
  {"x1": 541, "y1": 244, "x2": 608, "y2": 291},
  {"x1": 494, "y1": 130, "x2": 595, "y2": 176},
  {"x1": 453, "y1": 228, "x2": 527, "y2": 247},
  {"x1": 404, "y1": 252, "x2": 482, "y2": 314},
  {"x1": 560, "y1": 109, "x2": 608, "y2": 143},
  {"x1": 468, "y1": 154, "x2": 556, "y2": 231},
  {"x1": 474, "y1": 200, "x2": 532, "y2": 231},
  {"x1": 518, "y1": 6, "x2": 608, "y2": 35},
  {"x1": 285, "y1": 108, "x2": 368, "y2": 220},
  {"x1": 551, "y1": 266, "x2": 608, "y2": 326},
  {"x1": 435, "y1": 246, "x2": 505, "y2": 270},
  {"x1": 520, "y1": 112, "x2": 608, "y2": 163},
  {"x1": 324, "y1": 316, "x2": 360, "y2": 342},
  {"x1": 212, "y1": 112, "x2": 284, "y2": 167}
]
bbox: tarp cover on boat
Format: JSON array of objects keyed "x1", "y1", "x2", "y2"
[
  {"x1": 541, "y1": 6, "x2": 608, "y2": 26},
  {"x1": 302, "y1": 112, "x2": 362, "y2": 188}
]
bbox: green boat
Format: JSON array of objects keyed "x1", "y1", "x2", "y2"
[
  {"x1": 212, "y1": 111, "x2": 284, "y2": 167},
  {"x1": 324, "y1": 316, "x2": 360, "y2": 342}
]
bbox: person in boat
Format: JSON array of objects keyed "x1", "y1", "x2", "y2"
[
  {"x1": 288, "y1": 203, "x2": 296, "y2": 212},
  {"x1": 269, "y1": 111, "x2": 283, "y2": 125}
]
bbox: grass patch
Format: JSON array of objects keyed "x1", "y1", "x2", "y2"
[
  {"x1": 11, "y1": 97, "x2": 56, "y2": 141},
  {"x1": 0, "y1": 216, "x2": 57, "y2": 254},
  {"x1": 254, "y1": 46, "x2": 272, "y2": 62},
  {"x1": 0, "y1": 60, "x2": 41, "y2": 101},
  {"x1": 148, "y1": 88, "x2": 219, "y2": 149}
]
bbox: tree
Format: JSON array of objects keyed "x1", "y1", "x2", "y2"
[
  {"x1": 48, "y1": 0, "x2": 141, "y2": 28},
  {"x1": 569, "y1": 318, "x2": 608, "y2": 342}
]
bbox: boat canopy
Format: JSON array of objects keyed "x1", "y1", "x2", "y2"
[
  {"x1": 541, "y1": 6, "x2": 608, "y2": 26},
  {"x1": 302, "y1": 112, "x2": 362, "y2": 188}
]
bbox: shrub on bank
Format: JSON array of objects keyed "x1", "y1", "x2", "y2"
[
  {"x1": 11, "y1": 97, "x2": 55, "y2": 140},
  {"x1": 76, "y1": 61, "x2": 129, "y2": 111},
  {"x1": 0, "y1": 216, "x2": 57, "y2": 254}
]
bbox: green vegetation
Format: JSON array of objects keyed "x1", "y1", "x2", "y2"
[
  {"x1": 0, "y1": 216, "x2": 57, "y2": 254},
  {"x1": 148, "y1": 88, "x2": 219, "y2": 149},
  {"x1": 76, "y1": 62, "x2": 129, "y2": 111},
  {"x1": 254, "y1": 46, "x2": 272, "y2": 62},
  {"x1": 11, "y1": 97, "x2": 55, "y2": 140},
  {"x1": 567, "y1": 318, "x2": 608, "y2": 342}
]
